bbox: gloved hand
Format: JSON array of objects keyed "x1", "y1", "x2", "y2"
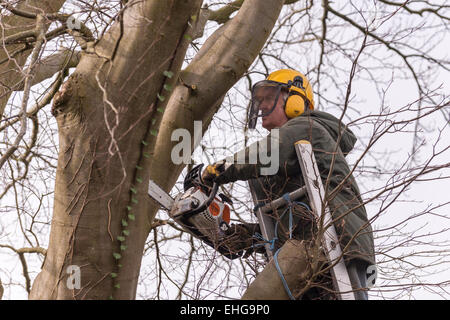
[
  {"x1": 219, "y1": 223, "x2": 266, "y2": 258},
  {"x1": 219, "y1": 224, "x2": 253, "y2": 257},
  {"x1": 201, "y1": 160, "x2": 227, "y2": 187}
]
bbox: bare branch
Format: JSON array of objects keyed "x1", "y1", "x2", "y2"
[{"x1": 0, "y1": 14, "x2": 46, "y2": 170}]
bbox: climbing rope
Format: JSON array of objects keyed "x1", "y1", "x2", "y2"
[{"x1": 253, "y1": 193, "x2": 312, "y2": 300}]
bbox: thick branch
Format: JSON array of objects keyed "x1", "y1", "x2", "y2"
[
  {"x1": 14, "y1": 48, "x2": 80, "y2": 91},
  {"x1": 148, "y1": 0, "x2": 287, "y2": 222},
  {"x1": 29, "y1": 0, "x2": 204, "y2": 300},
  {"x1": 0, "y1": 68, "x2": 65, "y2": 132},
  {"x1": 208, "y1": 0, "x2": 301, "y2": 24},
  {"x1": 0, "y1": 14, "x2": 46, "y2": 171},
  {"x1": 0, "y1": 0, "x2": 68, "y2": 119}
]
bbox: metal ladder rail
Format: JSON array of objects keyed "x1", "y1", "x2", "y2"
[
  {"x1": 295, "y1": 140, "x2": 355, "y2": 300},
  {"x1": 249, "y1": 180, "x2": 308, "y2": 261},
  {"x1": 248, "y1": 179, "x2": 277, "y2": 261}
]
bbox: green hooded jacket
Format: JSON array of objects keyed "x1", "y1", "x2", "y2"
[{"x1": 215, "y1": 110, "x2": 375, "y2": 266}]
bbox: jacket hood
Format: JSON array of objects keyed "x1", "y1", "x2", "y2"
[{"x1": 301, "y1": 110, "x2": 357, "y2": 155}]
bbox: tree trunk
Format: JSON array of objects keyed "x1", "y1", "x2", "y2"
[
  {"x1": 30, "y1": 0, "x2": 203, "y2": 299},
  {"x1": 29, "y1": 0, "x2": 286, "y2": 299}
]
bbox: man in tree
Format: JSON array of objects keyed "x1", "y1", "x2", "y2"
[{"x1": 202, "y1": 69, "x2": 375, "y2": 300}]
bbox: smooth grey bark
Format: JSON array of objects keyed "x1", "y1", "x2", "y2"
[
  {"x1": 28, "y1": 0, "x2": 286, "y2": 299},
  {"x1": 30, "y1": 0, "x2": 203, "y2": 299}
]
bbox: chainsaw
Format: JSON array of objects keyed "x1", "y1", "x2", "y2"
[{"x1": 147, "y1": 164, "x2": 241, "y2": 259}]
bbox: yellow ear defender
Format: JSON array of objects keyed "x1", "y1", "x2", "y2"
[
  {"x1": 266, "y1": 69, "x2": 314, "y2": 118},
  {"x1": 285, "y1": 91, "x2": 308, "y2": 118}
]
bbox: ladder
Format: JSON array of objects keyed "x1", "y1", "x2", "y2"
[{"x1": 249, "y1": 139, "x2": 355, "y2": 300}]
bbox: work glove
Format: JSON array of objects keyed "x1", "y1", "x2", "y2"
[
  {"x1": 219, "y1": 223, "x2": 266, "y2": 258},
  {"x1": 201, "y1": 160, "x2": 227, "y2": 187}
]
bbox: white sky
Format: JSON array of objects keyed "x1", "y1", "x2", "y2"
[{"x1": 1, "y1": 0, "x2": 449, "y2": 300}]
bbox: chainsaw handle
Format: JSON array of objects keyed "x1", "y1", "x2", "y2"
[
  {"x1": 184, "y1": 182, "x2": 219, "y2": 218},
  {"x1": 207, "y1": 182, "x2": 219, "y2": 205}
]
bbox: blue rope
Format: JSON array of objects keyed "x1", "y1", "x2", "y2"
[
  {"x1": 273, "y1": 193, "x2": 296, "y2": 299},
  {"x1": 274, "y1": 248, "x2": 296, "y2": 300},
  {"x1": 252, "y1": 232, "x2": 277, "y2": 251},
  {"x1": 294, "y1": 201, "x2": 311, "y2": 212},
  {"x1": 252, "y1": 193, "x2": 313, "y2": 300}
]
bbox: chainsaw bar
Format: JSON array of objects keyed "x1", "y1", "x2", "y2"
[{"x1": 148, "y1": 180, "x2": 174, "y2": 210}]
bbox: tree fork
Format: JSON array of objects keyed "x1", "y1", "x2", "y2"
[{"x1": 29, "y1": 0, "x2": 203, "y2": 300}]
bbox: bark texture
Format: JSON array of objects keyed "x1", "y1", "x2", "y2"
[
  {"x1": 28, "y1": 0, "x2": 286, "y2": 299},
  {"x1": 30, "y1": 0, "x2": 203, "y2": 299}
]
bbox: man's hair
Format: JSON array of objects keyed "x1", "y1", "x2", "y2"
[{"x1": 279, "y1": 91, "x2": 289, "y2": 106}]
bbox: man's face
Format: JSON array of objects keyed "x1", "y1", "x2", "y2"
[{"x1": 253, "y1": 87, "x2": 289, "y2": 130}]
